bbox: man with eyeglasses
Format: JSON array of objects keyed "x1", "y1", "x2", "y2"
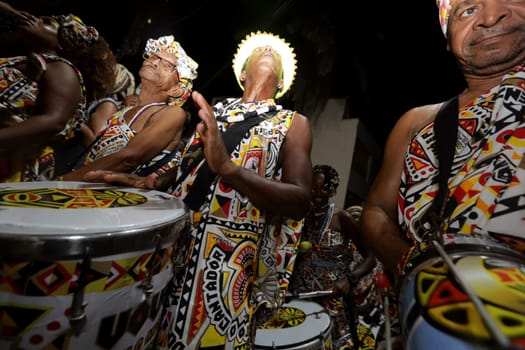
[
  {"x1": 58, "y1": 35, "x2": 198, "y2": 180},
  {"x1": 143, "y1": 51, "x2": 178, "y2": 73},
  {"x1": 85, "y1": 31, "x2": 313, "y2": 349}
]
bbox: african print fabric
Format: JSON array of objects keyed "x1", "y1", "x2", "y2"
[
  {"x1": 0, "y1": 247, "x2": 173, "y2": 350},
  {"x1": 290, "y1": 205, "x2": 399, "y2": 349},
  {"x1": 290, "y1": 204, "x2": 354, "y2": 349},
  {"x1": 0, "y1": 55, "x2": 86, "y2": 182},
  {"x1": 399, "y1": 63, "x2": 525, "y2": 252},
  {"x1": 397, "y1": 64, "x2": 525, "y2": 348},
  {"x1": 81, "y1": 102, "x2": 179, "y2": 176},
  {"x1": 159, "y1": 99, "x2": 303, "y2": 350},
  {"x1": 292, "y1": 203, "x2": 351, "y2": 292}
]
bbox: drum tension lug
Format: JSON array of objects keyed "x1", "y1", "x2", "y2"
[
  {"x1": 69, "y1": 247, "x2": 91, "y2": 336},
  {"x1": 141, "y1": 234, "x2": 162, "y2": 296}
]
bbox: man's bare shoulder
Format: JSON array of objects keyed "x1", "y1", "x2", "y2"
[
  {"x1": 286, "y1": 110, "x2": 311, "y2": 132},
  {"x1": 289, "y1": 111, "x2": 312, "y2": 131},
  {"x1": 397, "y1": 102, "x2": 444, "y2": 138}
]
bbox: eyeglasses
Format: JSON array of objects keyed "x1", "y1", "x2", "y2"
[{"x1": 142, "y1": 52, "x2": 178, "y2": 74}]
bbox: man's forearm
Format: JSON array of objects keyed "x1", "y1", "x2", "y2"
[
  {"x1": 220, "y1": 165, "x2": 310, "y2": 220},
  {"x1": 360, "y1": 205, "x2": 410, "y2": 275}
]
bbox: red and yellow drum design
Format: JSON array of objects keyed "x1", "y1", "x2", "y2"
[
  {"x1": 0, "y1": 181, "x2": 188, "y2": 350},
  {"x1": 398, "y1": 236, "x2": 525, "y2": 349}
]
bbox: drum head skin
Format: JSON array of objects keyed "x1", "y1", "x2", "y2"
[
  {"x1": 0, "y1": 181, "x2": 188, "y2": 260},
  {"x1": 398, "y1": 243, "x2": 525, "y2": 349},
  {"x1": 255, "y1": 299, "x2": 332, "y2": 349}
]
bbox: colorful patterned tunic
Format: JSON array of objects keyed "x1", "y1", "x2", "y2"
[
  {"x1": 291, "y1": 205, "x2": 398, "y2": 350},
  {"x1": 290, "y1": 203, "x2": 356, "y2": 349},
  {"x1": 82, "y1": 102, "x2": 180, "y2": 176},
  {"x1": 293, "y1": 203, "x2": 353, "y2": 292},
  {"x1": 0, "y1": 54, "x2": 86, "y2": 182},
  {"x1": 399, "y1": 63, "x2": 525, "y2": 254},
  {"x1": 397, "y1": 65, "x2": 525, "y2": 348},
  {"x1": 159, "y1": 98, "x2": 303, "y2": 350}
]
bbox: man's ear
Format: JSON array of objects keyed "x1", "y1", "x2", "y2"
[{"x1": 239, "y1": 71, "x2": 246, "y2": 82}]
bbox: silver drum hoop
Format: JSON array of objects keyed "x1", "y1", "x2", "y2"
[{"x1": 0, "y1": 181, "x2": 188, "y2": 260}]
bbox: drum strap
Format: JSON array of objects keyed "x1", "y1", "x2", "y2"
[
  {"x1": 433, "y1": 95, "x2": 458, "y2": 217},
  {"x1": 180, "y1": 115, "x2": 265, "y2": 211},
  {"x1": 415, "y1": 96, "x2": 458, "y2": 239}
]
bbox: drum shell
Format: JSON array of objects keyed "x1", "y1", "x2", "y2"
[
  {"x1": 0, "y1": 181, "x2": 188, "y2": 350},
  {"x1": 254, "y1": 299, "x2": 333, "y2": 350},
  {"x1": 1, "y1": 247, "x2": 175, "y2": 349},
  {"x1": 398, "y1": 238, "x2": 525, "y2": 350}
]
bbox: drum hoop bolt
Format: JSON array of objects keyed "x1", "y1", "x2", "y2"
[
  {"x1": 140, "y1": 234, "x2": 163, "y2": 296},
  {"x1": 69, "y1": 246, "x2": 91, "y2": 335}
]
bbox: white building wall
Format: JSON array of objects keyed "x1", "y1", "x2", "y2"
[
  {"x1": 310, "y1": 98, "x2": 358, "y2": 208},
  {"x1": 310, "y1": 98, "x2": 383, "y2": 208}
]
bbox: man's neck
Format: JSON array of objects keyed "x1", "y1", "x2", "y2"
[
  {"x1": 241, "y1": 80, "x2": 277, "y2": 102},
  {"x1": 460, "y1": 62, "x2": 525, "y2": 106},
  {"x1": 136, "y1": 84, "x2": 169, "y2": 105}
]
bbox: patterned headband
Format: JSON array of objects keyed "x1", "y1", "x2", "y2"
[
  {"x1": 144, "y1": 35, "x2": 198, "y2": 81},
  {"x1": 57, "y1": 14, "x2": 99, "y2": 45},
  {"x1": 436, "y1": 0, "x2": 456, "y2": 37}
]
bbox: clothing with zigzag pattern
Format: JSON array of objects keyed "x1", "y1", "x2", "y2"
[
  {"x1": 81, "y1": 102, "x2": 180, "y2": 176},
  {"x1": 158, "y1": 98, "x2": 303, "y2": 349},
  {"x1": 399, "y1": 63, "x2": 525, "y2": 254},
  {"x1": 0, "y1": 54, "x2": 86, "y2": 182}
]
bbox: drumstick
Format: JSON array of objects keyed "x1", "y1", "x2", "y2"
[
  {"x1": 286, "y1": 289, "x2": 333, "y2": 300},
  {"x1": 375, "y1": 271, "x2": 392, "y2": 350},
  {"x1": 431, "y1": 240, "x2": 514, "y2": 349},
  {"x1": 383, "y1": 296, "x2": 392, "y2": 350}
]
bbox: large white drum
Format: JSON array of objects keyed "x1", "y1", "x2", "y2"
[
  {"x1": 0, "y1": 181, "x2": 188, "y2": 350},
  {"x1": 254, "y1": 299, "x2": 333, "y2": 350}
]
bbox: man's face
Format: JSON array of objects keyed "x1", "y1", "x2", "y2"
[
  {"x1": 0, "y1": 9, "x2": 57, "y2": 44},
  {"x1": 249, "y1": 45, "x2": 282, "y2": 65},
  {"x1": 447, "y1": 0, "x2": 525, "y2": 75},
  {"x1": 140, "y1": 51, "x2": 180, "y2": 87},
  {"x1": 244, "y1": 45, "x2": 283, "y2": 82},
  {"x1": 311, "y1": 173, "x2": 333, "y2": 208}
]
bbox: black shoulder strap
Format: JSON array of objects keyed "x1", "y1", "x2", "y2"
[
  {"x1": 182, "y1": 115, "x2": 265, "y2": 210},
  {"x1": 414, "y1": 96, "x2": 459, "y2": 238},
  {"x1": 432, "y1": 95, "x2": 458, "y2": 217}
]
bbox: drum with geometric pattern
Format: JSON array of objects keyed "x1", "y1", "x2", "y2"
[
  {"x1": 0, "y1": 181, "x2": 188, "y2": 350},
  {"x1": 398, "y1": 236, "x2": 525, "y2": 350},
  {"x1": 254, "y1": 299, "x2": 333, "y2": 350}
]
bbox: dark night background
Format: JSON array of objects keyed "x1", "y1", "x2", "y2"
[{"x1": 13, "y1": 0, "x2": 466, "y2": 149}]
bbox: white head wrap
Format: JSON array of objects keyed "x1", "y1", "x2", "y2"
[
  {"x1": 436, "y1": 0, "x2": 456, "y2": 37},
  {"x1": 144, "y1": 35, "x2": 198, "y2": 106},
  {"x1": 144, "y1": 35, "x2": 198, "y2": 81}
]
